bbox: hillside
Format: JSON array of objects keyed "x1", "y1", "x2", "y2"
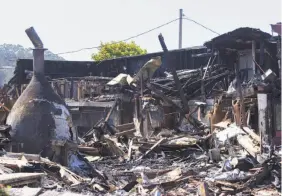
[{"x1": 0, "y1": 44, "x2": 64, "y2": 86}]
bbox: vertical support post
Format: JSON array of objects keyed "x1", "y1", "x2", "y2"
[
  {"x1": 77, "y1": 81, "x2": 81, "y2": 100},
  {"x1": 140, "y1": 75, "x2": 144, "y2": 137},
  {"x1": 140, "y1": 74, "x2": 143, "y2": 97},
  {"x1": 178, "y1": 9, "x2": 183, "y2": 49},
  {"x1": 277, "y1": 38, "x2": 281, "y2": 77},
  {"x1": 60, "y1": 81, "x2": 65, "y2": 99},
  {"x1": 134, "y1": 94, "x2": 143, "y2": 137},
  {"x1": 64, "y1": 80, "x2": 70, "y2": 98},
  {"x1": 134, "y1": 95, "x2": 140, "y2": 120},
  {"x1": 158, "y1": 34, "x2": 189, "y2": 113},
  {"x1": 198, "y1": 66, "x2": 208, "y2": 121},
  {"x1": 73, "y1": 81, "x2": 78, "y2": 101},
  {"x1": 235, "y1": 55, "x2": 247, "y2": 127},
  {"x1": 117, "y1": 99, "x2": 122, "y2": 125},
  {"x1": 252, "y1": 41, "x2": 256, "y2": 76},
  {"x1": 70, "y1": 78, "x2": 74, "y2": 99},
  {"x1": 259, "y1": 40, "x2": 264, "y2": 70},
  {"x1": 200, "y1": 65, "x2": 206, "y2": 104},
  {"x1": 257, "y1": 93, "x2": 274, "y2": 154}
]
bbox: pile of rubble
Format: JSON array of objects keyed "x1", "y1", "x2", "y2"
[
  {"x1": 0, "y1": 30, "x2": 281, "y2": 196},
  {"x1": 0, "y1": 70, "x2": 280, "y2": 196},
  {"x1": 0, "y1": 120, "x2": 280, "y2": 195}
]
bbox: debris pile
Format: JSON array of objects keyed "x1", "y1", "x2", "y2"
[
  {"x1": 0, "y1": 28, "x2": 281, "y2": 195},
  {"x1": 0, "y1": 123, "x2": 280, "y2": 195}
]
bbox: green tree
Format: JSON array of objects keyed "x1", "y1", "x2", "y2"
[{"x1": 91, "y1": 41, "x2": 147, "y2": 61}]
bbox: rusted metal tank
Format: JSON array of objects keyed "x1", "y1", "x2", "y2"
[{"x1": 6, "y1": 27, "x2": 77, "y2": 157}]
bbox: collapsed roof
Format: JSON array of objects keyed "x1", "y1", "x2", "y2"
[{"x1": 204, "y1": 27, "x2": 272, "y2": 50}]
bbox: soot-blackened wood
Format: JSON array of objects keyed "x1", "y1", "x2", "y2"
[
  {"x1": 146, "y1": 83, "x2": 182, "y2": 113},
  {"x1": 235, "y1": 53, "x2": 247, "y2": 127},
  {"x1": 158, "y1": 34, "x2": 189, "y2": 113}
]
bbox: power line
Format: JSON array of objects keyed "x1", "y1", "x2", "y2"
[
  {"x1": 85, "y1": 15, "x2": 221, "y2": 67},
  {"x1": 56, "y1": 18, "x2": 180, "y2": 55},
  {"x1": 56, "y1": 15, "x2": 220, "y2": 57},
  {"x1": 183, "y1": 16, "x2": 220, "y2": 35}
]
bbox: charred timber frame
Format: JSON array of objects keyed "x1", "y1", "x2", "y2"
[
  {"x1": 157, "y1": 34, "x2": 202, "y2": 129},
  {"x1": 158, "y1": 34, "x2": 189, "y2": 113}
]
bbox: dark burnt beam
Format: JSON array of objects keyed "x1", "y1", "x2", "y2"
[
  {"x1": 158, "y1": 34, "x2": 189, "y2": 113},
  {"x1": 252, "y1": 41, "x2": 256, "y2": 75},
  {"x1": 259, "y1": 40, "x2": 265, "y2": 69},
  {"x1": 235, "y1": 54, "x2": 247, "y2": 127}
]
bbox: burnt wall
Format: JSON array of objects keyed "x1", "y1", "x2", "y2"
[{"x1": 11, "y1": 46, "x2": 209, "y2": 85}]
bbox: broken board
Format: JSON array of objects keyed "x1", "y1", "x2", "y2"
[{"x1": 0, "y1": 173, "x2": 45, "y2": 186}]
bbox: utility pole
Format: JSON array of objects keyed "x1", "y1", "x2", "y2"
[{"x1": 178, "y1": 9, "x2": 183, "y2": 49}]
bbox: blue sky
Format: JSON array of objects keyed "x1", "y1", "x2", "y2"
[{"x1": 0, "y1": 0, "x2": 281, "y2": 61}]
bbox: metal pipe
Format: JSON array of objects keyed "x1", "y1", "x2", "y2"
[
  {"x1": 32, "y1": 49, "x2": 45, "y2": 75},
  {"x1": 25, "y1": 27, "x2": 44, "y2": 49},
  {"x1": 25, "y1": 27, "x2": 46, "y2": 75}
]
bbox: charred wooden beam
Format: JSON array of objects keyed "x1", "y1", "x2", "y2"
[
  {"x1": 235, "y1": 53, "x2": 247, "y2": 127},
  {"x1": 200, "y1": 66, "x2": 206, "y2": 101},
  {"x1": 260, "y1": 40, "x2": 265, "y2": 69},
  {"x1": 252, "y1": 41, "x2": 256, "y2": 75},
  {"x1": 115, "y1": 129, "x2": 136, "y2": 137},
  {"x1": 146, "y1": 83, "x2": 182, "y2": 112},
  {"x1": 104, "y1": 99, "x2": 118, "y2": 123},
  {"x1": 136, "y1": 138, "x2": 166, "y2": 161},
  {"x1": 134, "y1": 94, "x2": 143, "y2": 137},
  {"x1": 116, "y1": 123, "x2": 135, "y2": 132},
  {"x1": 0, "y1": 173, "x2": 45, "y2": 186},
  {"x1": 158, "y1": 34, "x2": 189, "y2": 113},
  {"x1": 157, "y1": 34, "x2": 206, "y2": 129}
]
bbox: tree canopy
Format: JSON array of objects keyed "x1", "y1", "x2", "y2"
[{"x1": 91, "y1": 41, "x2": 147, "y2": 61}]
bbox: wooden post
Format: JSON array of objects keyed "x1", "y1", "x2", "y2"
[
  {"x1": 77, "y1": 81, "x2": 82, "y2": 100},
  {"x1": 277, "y1": 38, "x2": 281, "y2": 78},
  {"x1": 134, "y1": 94, "x2": 143, "y2": 137},
  {"x1": 60, "y1": 81, "x2": 65, "y2": 99},
  {"x1": 73, "y1": 81, "x2": 78, "y2": 101},
  {"x1": 116, "y1": 99, "x2": 122, "y2": 125},
  {"x1": 64, "y1": 80, "x2": 70, "y2": 99},
  {"x1": 252, "y1": 41, "x2": 256, "y2": 76},
  {"x1": 139, "y1": 75, "x2": 145, "y2": 137},
  {"x1": 200, "y1": 66, "x2": 206, "y2": 102},
  {"x1": 257, "y1": 93, "x2": 274, "y2": 154},
  {"x1": 70, "y1": 78, "x2": 74, "y2": 99},
  {"x1": 235, "y1": 55, "x2": 247, "y2": 127},
  {"x1": 158, "y1": 34, "x2": 189, "y2": 113},
  {"x1": 259, "y1": 40, "x2": 264, "y2": 70}
]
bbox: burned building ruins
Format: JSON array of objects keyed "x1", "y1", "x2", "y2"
[{"x1": 0, "y1": 26, "x2": 280, "y2": 195}]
